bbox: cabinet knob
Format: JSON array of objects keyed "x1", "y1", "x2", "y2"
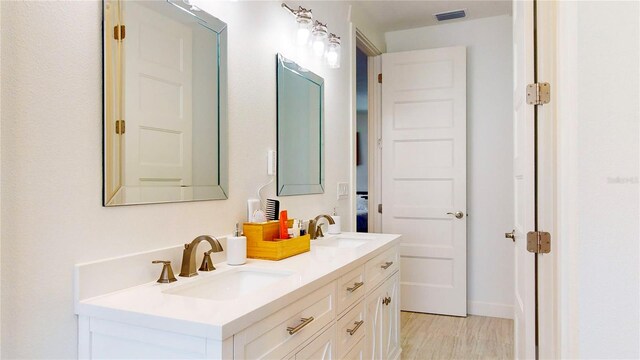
[
  {"x1": 382, "y1": 296, "x2": 391, "y2": 306},
  {"x1": 381, "y1": 261, "x2": 393, "y2": 270}
]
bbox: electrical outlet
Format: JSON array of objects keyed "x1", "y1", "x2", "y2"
[{"x1": 337, "y1": 182, "x2": 349, "y2": 199}]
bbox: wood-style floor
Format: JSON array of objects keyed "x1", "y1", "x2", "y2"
[{"x1": 400, "y1": 311, "x2": 514, "y2": 359}]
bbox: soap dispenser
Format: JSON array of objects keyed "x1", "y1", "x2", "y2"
[
  {"x1": 328, "y1": 207, "x2": 341, "y2": 234},
  {"x1": 227, "y1": 223, "x2": 247, "y2": 266}
]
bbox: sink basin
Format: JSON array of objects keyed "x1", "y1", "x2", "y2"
[
  {"x1": 313, "y1": 237, "x2": 369, "y2": 249},
  {"x1": 164, "y1": 268, "x2": 294, "y2": 301}
]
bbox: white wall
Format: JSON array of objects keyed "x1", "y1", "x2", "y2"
[
  {"x1": 0, "y1": 1, "x2": 353, "y2": 357},
  {"x1": 385, "y1": 15, "x2": 514, "y2": 318},
  {"x1": 349, "y1": 4, "x2": 386, "y2": 53},
  {"x1": 557, "y1": 1, "x2": 639, "y2": 358}
]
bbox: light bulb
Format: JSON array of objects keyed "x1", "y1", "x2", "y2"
[
  {"x1": 326, "y1": 34, "x2": 341, "y2": 69},
  {"x1": 312, "y1": 39, "x2": 325, "y2": 56},
  {"x1": 311, "y1": 21, "x2": 328, "y2": 57},
  {"x1": 297, "y1": 26, "x2": 310, "y2": 46},
  {"x1": 294, "y1": 8, "x2": 312, "y2": 46},
  {"x1": 326, "y1": 50, "x2": 338, "y2": 66}
]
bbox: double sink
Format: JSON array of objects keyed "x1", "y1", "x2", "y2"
[{"x1": 163, "y1": 235, "x2": 371, "y2": 302}]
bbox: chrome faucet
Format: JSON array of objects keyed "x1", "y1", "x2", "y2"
[
  {"x1": 308, "y1": 214, "x2": 335, "y2": 240},
  {"x1": 179, "y1": 235, "x2": 224, "y2": 277}
]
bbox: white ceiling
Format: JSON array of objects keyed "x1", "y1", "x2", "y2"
[{"x1": 351, "y1": 1, "x2": 512, "y2": 33}]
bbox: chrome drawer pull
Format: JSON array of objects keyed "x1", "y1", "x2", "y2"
[
  {"x1": 381, "y1": 261, "x2": 393, "y2": 270},
  {"x1": 286, "y1": 316, "x2": 314, "y2": 335},
  {"x1": 346, "y1": 320, "x2": 364, "y2": 336},
  {"x1": 347, "y1": 281, "x2": 364, "y2": 292}
]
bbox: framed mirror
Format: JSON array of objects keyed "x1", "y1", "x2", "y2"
[
  {"x1": 103, "y1": 0, "x2": 228, "y2": 206},
  {"x1": 276, "y1": 54, "x2": 324, "y2": 196}
]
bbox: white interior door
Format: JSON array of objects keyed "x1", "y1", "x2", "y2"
[
  {"x1": 381, "y1": 47, "x2": 467, "y2": 316},
  {"x1": 123, "y1": 1, "x2": 193, "y2": 199},
  {"x1": 103, "y1": 0, "x2": 123, "y2": 204},
  {"x1": 513, "y1": 0, "x2": 536, "y2": 358}
]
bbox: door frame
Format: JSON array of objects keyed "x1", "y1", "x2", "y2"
[
  {"x1": 536, "y1": 0, "x2": 561, "y2": 358},
  {"x1": 349, "y1": 3, "x2": 562, "y2": 356},
  {"x1": 350, "y1": 25, "x2": 382, "y2": 233}
]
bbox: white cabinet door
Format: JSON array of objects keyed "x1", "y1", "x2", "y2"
[
  {"x1": 364, "y1": 283, "x2": 384, "y2": 359},
  {"x1": 381, "y1": 273, "x2": 400, "y2": 360},
  {"x1": 295, "y1": 325, "x2": 336, "y2": 360},
  {"x1": 364, "y1": 271, "x2": 400, "y2": 360}
]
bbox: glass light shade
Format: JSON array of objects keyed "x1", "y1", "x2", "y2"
[
  {"x1": 296, "y1": 19, "x2": 312, "y2": 46},
  {"x1": 311, "y1": 22, "x2": 328, "y2": 56},
  {"x1": 326, "y1": 35, "x2": 341, "y2": 69},
  {"x1": 312, "y1": 37, "x2": 326, "y2": 56}
]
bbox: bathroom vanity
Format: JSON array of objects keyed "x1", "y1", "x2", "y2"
[{"x1": 75, "y1": 233, "x2": 401, "y2": 359}]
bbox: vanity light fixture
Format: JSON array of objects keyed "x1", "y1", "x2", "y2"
[
  {"x1": 282, "y1": 3, "x2": 340, "y2": 69},
  {"x1": 311, "y1": 21, "x2": 328, "y2": 56},
  {"x1": 326, "y1": 33, "x2": 341, "y2": 69},
  {"x1": 281, "y1": 3, "x2": 313, "y2": 46}
]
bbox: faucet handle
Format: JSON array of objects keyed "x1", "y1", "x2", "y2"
[
  {"x1": 152, "y1": 260, "x2": 177, "y2": 283},
  {"x1": 199, "y1": 250, "x2": 216, "y2": 272}
]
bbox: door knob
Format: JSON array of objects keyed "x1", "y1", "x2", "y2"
[
  {"x1": 447, "y1": 211, "x2": 464, "y2": 219},
  {"x1": 505, "y1": 230, "x2": 515, "y2": 242}
]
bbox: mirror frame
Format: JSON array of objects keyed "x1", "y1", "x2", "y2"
[
  {"x1": 102, "y1": 0, "x2": 228, "y2": 206},
  {"x1": 276, "y1": 54, "x2": 325, "y2": 196}
]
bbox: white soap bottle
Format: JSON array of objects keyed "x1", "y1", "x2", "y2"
[
  {"x1": 328, "y1": 208, "x2": 341, "y2": 234},
  {"x1": 227, "y1": 223, "x2": 247, "y2": 266}
]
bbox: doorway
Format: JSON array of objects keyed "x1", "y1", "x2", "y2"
[
  {"x1": 351, "y1": 2, "x2": 529, "y2": 357},
  {"x1": 354, "y1": 30, "x2": 383, "y2": 234},
  {"x1": 355, "y1": 47, "x2": 369, "y2": 233}
]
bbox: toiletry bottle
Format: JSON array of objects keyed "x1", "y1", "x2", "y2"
[
  {"x1": 294, "y1": 220, "x2": 301, "y2": 237},
  {"x1": 227, "y1": 223, "x2": 247, "y2": 265},
  {"x1": 300, "y1": 220, "x2": 307, "y2": 236},
  {"x1": 279, "y1": 210, "x2": 289, "y2": 239}
]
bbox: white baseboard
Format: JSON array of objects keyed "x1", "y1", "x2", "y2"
[{"x1": 468, "y1": 301, "x2": 513, "y2": 319}]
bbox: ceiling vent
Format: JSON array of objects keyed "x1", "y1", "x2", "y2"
[{"x1": 434, "y1": 9, "x2": 466, "y2": 22}]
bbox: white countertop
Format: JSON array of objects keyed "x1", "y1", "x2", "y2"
[{"x1": 76, "y1": 232, "x2": 401, "y2": 340}]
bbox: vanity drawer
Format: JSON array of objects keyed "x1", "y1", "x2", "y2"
[
  {"x1": 365, "y1": 246, "x2": 399, "y2": 293},
  {"x1": 337, "y1": 266, "x2": 365, "y2": 314},
  {"x1": 233, "y1": 282, "x2": 336, "y2": 360},
  {"x1": 342, "y1": 338, "x2": 365, "y2": 360},
  {"x1": 336, "y1": 300, "x2": 365, "y2": 357}
]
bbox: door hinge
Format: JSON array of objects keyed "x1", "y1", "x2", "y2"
[
  {"x1": 377, "y1": 73, "x2": 382, "y2": 84},
  {"x1": 115, "y1": 120, "x2": 125, "y2": 135},
  {"x1": 527, "y1": 231, "x2": 551, "y2": 253},
  {"x1": 377, "y1": 138, "x2": 382, "y2": 149},
  {"x1": 526, "y1": 82, "x2": 550, "y2": 105},
  {"x1": 378, "y1": 204, "x2": 382, "y2": 214},
  {"x1": 114, "y1": 25, "x2": 126, "y2": 41}
]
